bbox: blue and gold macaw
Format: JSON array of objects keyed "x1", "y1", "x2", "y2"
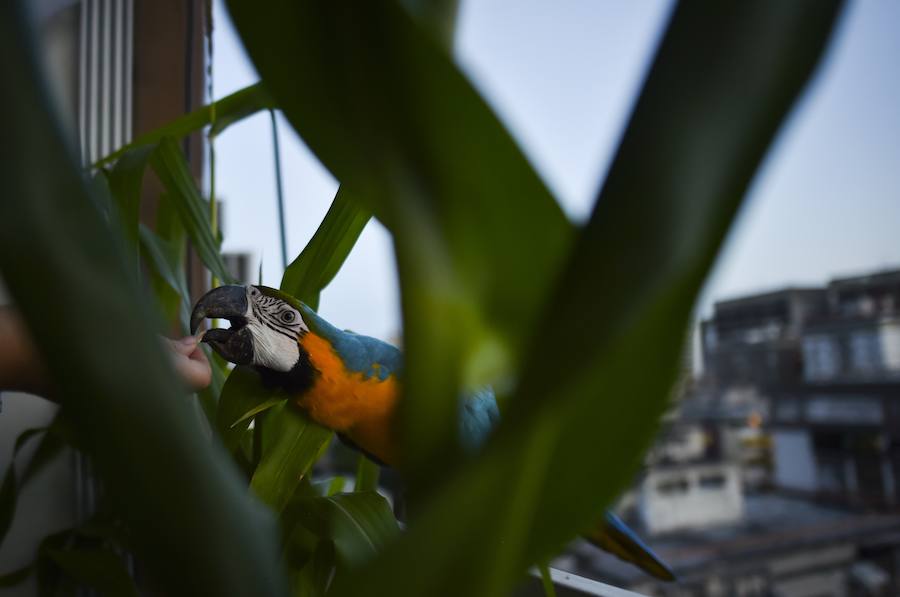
[{"x1": 191, "y1": 284, "x2": 674, "y2": 581}]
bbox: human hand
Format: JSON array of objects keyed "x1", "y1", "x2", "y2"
[
  {"x1": 0, "y1": 306, "x2": 48, "y2": 395},
  {"x1": 1, "y1": 305, "x2": 213, "y2": 396},
  {"x1": 161, "y1": 335, "x2": 212, "y2": 392}
]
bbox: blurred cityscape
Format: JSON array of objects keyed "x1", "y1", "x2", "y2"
[{"x1": 554, "y1": 267, "x2": 900, "y2": 597}]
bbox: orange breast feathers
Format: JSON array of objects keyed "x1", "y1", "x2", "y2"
[{"x1": 295, "y1": 332, "x2": 401, "y2": 466}]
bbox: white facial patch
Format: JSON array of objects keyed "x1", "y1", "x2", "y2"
[
  {"x1": 249, "y1": 326, "x2": 301, "y2": 372},
  {"x1": 244, "y1": 287, "x2": 308, "y2": 372}
]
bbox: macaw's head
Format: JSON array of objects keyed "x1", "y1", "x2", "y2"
[{"x1": 190, "y1": 285, "x2": 309, "y2": 373}]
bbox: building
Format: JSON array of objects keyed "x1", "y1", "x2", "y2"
[
  {"x1": 802, "y1": 270, "x2": 900, "y2": 384},
  {"x1": 695, "y1": 269, "x2": 900, "y2": 509},
  {"x1": 772, "y1": 270, "x2": 900, "y2": 510},
  {"x1": 639, "y1": 463, "x2": 744, "y2": 534},
  {"x1": 701, "y1": 288, "x2": 828, "y2": 388},
  {"x1": 563, "y1": 493, "x2": 900, "y2": 597},
  {"x1": 562, "y1": 268, "x2": 900, "y2": 596}
]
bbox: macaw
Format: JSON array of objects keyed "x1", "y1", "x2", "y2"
[{"x1": 190, "y1": 284, "x2": 675, "y2": 582}]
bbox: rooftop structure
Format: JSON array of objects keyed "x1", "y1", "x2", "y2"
[{"x1": 563, "y1": 494, "x2": 900, "y2": 596}]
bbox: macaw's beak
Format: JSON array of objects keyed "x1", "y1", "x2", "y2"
[{"x1": 190, "y1": 285, "x2": 254, "y2": 366}]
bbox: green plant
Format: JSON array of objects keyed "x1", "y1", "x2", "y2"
[{"x1": 0, "y1": 1, "x2": 843, "y2": 596}]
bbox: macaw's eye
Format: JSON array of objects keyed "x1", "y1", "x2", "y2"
[
  {"x1": 250, "y1": 288, "x2": 259, "y2": 297},
  {"x1": 281, "y1": 311, "x2": 295, "y2": 323}
]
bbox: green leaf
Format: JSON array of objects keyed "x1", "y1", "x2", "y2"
[
  {"x1": 280, "y1": 186, "x2": 371, "y2": 311},
  {"x1": 287, "y1": 492, "x2": 399, "y2": 569},
  {"x1": 226, "y1": 0, "x2": 573, "y2": 475},
  {"x1": 149, "y1": 190, "x2": 191, "y2": 322},
  {"x1": 0, "y1": 564, "x2": 32, "y2": 588},
  {"x1": 317, "y1": 3, "x2": 843, "y2": 597},
  {"x1": 0, "y1": 468, "x2": 16, "y2": 548},
  {"x1": 139, "y1": 224, "x2": 192, "y2": 332},
  {"x1": 44, "y1": 548, "x2": 138, "y2": 597},
  {"x1": 0, "y1": 4, "x2": 287, "y2": 594},
  {"x1": 13, "y1": 426, "x2": 47, "y2": 452},
  {"x1": 538, "y1": 563, "x2": 556, "y2": 597},
  {"x1": 197, "y1": 349, "x2": 230, "y2": 425},
  {"x1": 18, "y1": 423, "x2": 65, "y2": 487},
  {"x1": 90, "y1": 169, "x2": 143, "y2": 290},
  {"x1": 0, "y1": 420, "x2": 91, "y2": 554},
  {"x1": 150, "y1": 137, "x2": 235, "y2": 285},
  {"x1": 34, "y1": 526, "x2": 82, "y2": 597},
  {"x1": 354, "y1": 456, "x2": 380, "y2": 493},
  {"x1": 327, "y1": 477, "x2": 347, "y2": 497},
  {"x1": 399, "y1": 0, "x2": 460, "y2": 47},
  {"x1": 232, "y1": 396, "x2": 288, "y2": 427},
  {"x1": 88, "y1": 168, "x2": 113, "y2": 221},
  {"x1": 106, "y1": 145, "x2": 154, "y2": 271},
  {"x1": 0, "y1": 425, "x2": 54, "y2": 547},
  {"x1": 146, "y1": 196, "x2": 190, "y2": 329},
  {"x1": 250, "y1": 402, "x2": 333, "y2": 513},
  {"x1": 216, "y1": 366, "x2": 276, "y2": 454},
  {"x1": 93, "y1": 83, "x2": 274, "y2": 168},
  {"x1": 280, "y1": 480, "x2": 322, "y2": 568},
  {"x1": 289, "y1": 541, "x2": 335, "y2": 597}
]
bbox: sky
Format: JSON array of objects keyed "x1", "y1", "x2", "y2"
[{"x1": 212, "y1": 1, "x2": 900, "y2": 341}]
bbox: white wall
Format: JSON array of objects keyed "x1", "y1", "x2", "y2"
[
  {"x1": 880, "y1": 321, "x2": 900, "y2": 373},
  {"x1": 640, "y1": 464, "x2": 744, "y2": 534},
  {"x1": 0, "y1": 273, "x2": 78, "y2": 593},
  {"x1": 0, "y1": 394, "x2": 77, "y2": 596}
]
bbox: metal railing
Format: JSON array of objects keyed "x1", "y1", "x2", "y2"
[{"x1": 517, "y1": 568, "x2": 648, "y2": 597}]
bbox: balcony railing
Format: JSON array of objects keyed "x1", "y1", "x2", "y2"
[{"x1": 517, "y1": 568, "x2": 648, "y2": 597}]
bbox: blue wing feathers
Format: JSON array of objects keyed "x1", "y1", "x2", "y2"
[
  {"x1": 299, "y1": 304, "x2": 402, "y2": 380},
  {"x1": 297, "y1": 303, "x2": 672, "y2": 581},
  {"x1": 460, "y1": 387, "x2": 500, "y2": 451}
]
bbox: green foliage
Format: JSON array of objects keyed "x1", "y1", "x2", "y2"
[
  {"x1": 250, "y1": 402, "x2": 332, "y2": 513},
  {"x1": 538, "y1": 564, "x2": 557, "y2": 597},
  {"x1": 0, "y1": 563, "x2": 32, "y2": 588},
  {"x1": 106, "y1": 145, "x2": 154, "y2": 272},
  {"x1": 139, "y1": 224, "x2": 192, "y2": 331},
  {"x1": 226, "y1": 0, "x2": 573, "y2": 477},
  {"x1": 0, "y1": 3, "x2": 285, "y2": 594},
  {"x1": 354, "y1": 455, "x2": 381, "y2": 493},
  {"x1": 93, "y1": 82, "x2": 274, "y2": 168},
  {"x1": 216, "y1": 366, "x2": 277, "y2": 454},
  {"x1": 280, "y1": 186, "x2": 371, "y2": 311},
  {"x1": 286, "y1": 492, "x2": 400, "y2": 568},
  {"x1": 150, "y1": 137, "x2": 235, "y2": 285},
  {"x1": 0, "y1": 0, "x2": 844, "y2": 595},
  {"x1": 0, "y1": 418, "x2": 67, "y2": 551},
  {"x1": 226, "y1": 0, "x2": 843, "y2": 596},
  {"x1": 43, "y1": 547, "x2": 139, "y2": 597}
]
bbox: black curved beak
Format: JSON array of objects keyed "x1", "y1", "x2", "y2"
[{"x1": 190, "y1": 285, "x2": 254, "y2": 366}]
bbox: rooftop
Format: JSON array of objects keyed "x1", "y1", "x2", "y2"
[
  {"x1": 559, "y1": 493, "x2": 900, "y2": 586},
  {"x1": 830, "y1": 268, "x2": 900, "y2": 291}
]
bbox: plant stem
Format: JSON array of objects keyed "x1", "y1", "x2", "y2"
[
  {"x1": 538, "y1": 563, "x2": 556, "y2": 597},
  {"x1": 206, "y1": 0, "x2": 219, "y2": 290},
  {"x1": 270, "y1": 109, "x2": 288, "y2": 271}
]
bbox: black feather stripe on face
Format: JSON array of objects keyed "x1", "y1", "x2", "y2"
[
  {"x1": 251, "y1": 295, "x2": 303, "y2": 340},
  {"x1": 256, "y1": 339, "x2": 316, "y2": 396}
]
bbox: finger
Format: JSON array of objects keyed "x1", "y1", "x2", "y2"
[
  {"x1": 173, "y1": 354, "x2": 212, "y2": 391},
  {"x1": 167, "y1": 335, "x2": 200, "y2": 356},
  {"x1": 187, "y1": 345, "x2": 210, "y2": 364}
]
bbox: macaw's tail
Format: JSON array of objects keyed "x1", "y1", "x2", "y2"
[{"x1": 585, "y1": 512, "x2": 676, "y2": 582}]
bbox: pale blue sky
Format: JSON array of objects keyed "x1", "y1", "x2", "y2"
[{"x1": 213, "y1": 1, "x2": 900, "y2": 340}]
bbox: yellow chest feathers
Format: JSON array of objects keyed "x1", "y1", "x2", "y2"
[{"x1": 295, "y1": 332, "x2": 400, "y2": 465}]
